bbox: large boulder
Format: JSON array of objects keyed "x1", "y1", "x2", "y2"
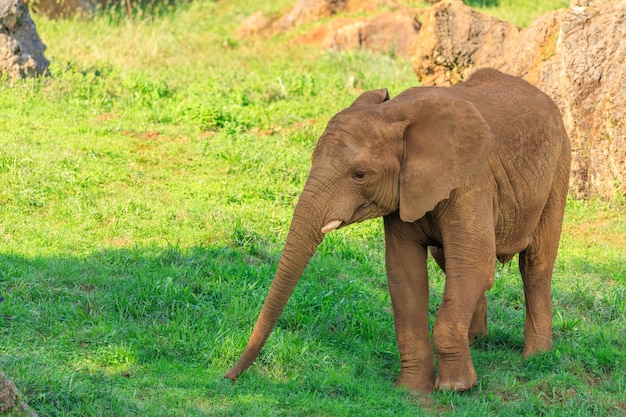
[
  {"x1": 236, "y1": 0, "x2": 402, "y2": 38},
  {"x1": 1, "y1": 0, "x2": 49, "y2": 79},
  {"x1": 547, "y1": 0, "x2": 626, "y2": 198},
  {"x1": 320, "y1": 10, "x2": 421, "y2": 57},
  {"x1": 236, "y1": 10, "x2": 272, "y2": 38},
  {"x1": 272, "y1": 0, "x2": 349, "y2": 32},
  {"x1": 286, "y1": 8, "x2": 420, "y2": 57},
  {"x1": 410, "y1": 0, "x2": 626, "y2": 199},
  {"x1": 411, "y1": 0, "x2": 520, "y2": 85}
]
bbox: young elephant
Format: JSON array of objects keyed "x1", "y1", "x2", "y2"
[{"x1": 225, "y1": 68, "x2": 571, "y2": 392}]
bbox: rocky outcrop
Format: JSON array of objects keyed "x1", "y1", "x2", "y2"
[
  {"x1": 548, "y1": 0, "x2": 626, "y2": 198},
  {"x1": 287, "y1": 8, "x2": 420, "y2": 57},
  {"x1": 410, "y1": 0, "x2": 626, "y2": 198},
  {"x1": 272, "y1": 0, "x2": 349, "y2": 32},
  {"x1": 411, "y1": 0, "x2": 521, "y2": 85},
  {"x1": 236, "y1": 0, "x2": 403, "y2": 39},
  {"x1": 238, "y1": 1, "x2": 420, "y2": 58},
  {"x1": 1, "y1": 0, "x2": 49, "y2": 79},
  {"x1": 320, "y1": 11, "x2": 420, "y2": 57},
  {"x1": 236, "y1": 11, "x2": 271, "y2": 38}
]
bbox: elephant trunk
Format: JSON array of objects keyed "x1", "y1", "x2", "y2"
[{"x1": 225, "y1": 185, "x2": 326, "y2": 381}]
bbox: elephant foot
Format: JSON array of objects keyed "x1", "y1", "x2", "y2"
[
  {"x1": 435, "y1": 378, "x2": 476, "y2": 392},
  {"x1": 395, "y1": 371, "x2": 435, "y2": 394},
  {"x1": 522, "y1": 338, "x2": 552, "y2": 358},
  {"x1": 435, "y1": 360, "x2": 477, "y2": 392}
]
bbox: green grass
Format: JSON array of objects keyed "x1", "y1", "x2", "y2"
[
  {"x1": 464, "y1": 0, "x2": 570, "y2": 27},
  {"x1": 1, "y1": 1, "x2": 624, "y2": 415}
]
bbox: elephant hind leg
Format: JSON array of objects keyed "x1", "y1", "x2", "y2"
[
  {"x1": 430, "y1": 246, "x2": 446, "y2": 272},
  {"x1": 519, "y1": 248, "x2": 555, "y2": 356},
  {"x1": 430, "y1": 246, "x2": 488, "y2": 344},
  {"x1": 434, "y1": 233, "x2": 496, "y2": 391},
  {"x1": 519, "y1": 185, "x2": 567, "y2": 357},
  {"x1": 468, "y1": 292, "x2": 488, "y2": 343}
]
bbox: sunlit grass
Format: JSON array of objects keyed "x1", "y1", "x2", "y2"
[{"x1": 465, "y1": 0, "x2": 570, "y2": 27}]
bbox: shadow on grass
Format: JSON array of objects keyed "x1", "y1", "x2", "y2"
[
  {"x1": 0, "y1": 245, "x2": 399, "y2": 415},
  {"x1": 1, "y1": 247, "x2": 624, "y2": 415}
]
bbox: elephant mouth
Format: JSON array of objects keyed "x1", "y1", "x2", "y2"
[
  {"x1": 321, "y1": 201, "x2": 380, "y2": 234},
  {"x1": 321, "y1": 219, "x2": 342, "y2": 234}
]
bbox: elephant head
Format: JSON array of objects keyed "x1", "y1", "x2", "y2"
[{"x1": 224, "y1": 88, "x2": 494, "y2": 381}]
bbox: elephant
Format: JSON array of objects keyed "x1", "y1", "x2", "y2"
[{"x1": 225, "y1": 68, "x2": 571, "y2": 393}]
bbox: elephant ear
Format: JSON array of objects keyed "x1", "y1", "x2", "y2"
[
  {"x1": 350, "y1": 88, "x2": 390, "y2": 107},
  {"x1": 390, "y1": 97, "x2": 494, "y2": 223}
]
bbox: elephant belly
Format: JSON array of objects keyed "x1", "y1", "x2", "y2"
[
  {"x1": 495, "y1": 216, "x2": 539, "y2": 263},
  {"x1": 492, "y1": 181, "x2": 547, "y2": 264},
  {"x1": 495, "y1": 228, "x2": 532, "y2": 264}
]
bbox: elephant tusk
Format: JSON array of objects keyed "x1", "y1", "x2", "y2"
[{"x1": 321, "y1": 220, "x2": 342, "y2": 234}]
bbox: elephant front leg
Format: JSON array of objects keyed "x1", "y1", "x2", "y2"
[{"x1": 384, "y1": 216, "x2": 435, "y2": 393}]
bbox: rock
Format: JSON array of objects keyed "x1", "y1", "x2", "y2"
[
  {"x1": 0, "y1": 0, "x2": 49, "y2": 79},
  {"x1": 272, "y1": 0, "x2": 349, "y2": 32},
  {"x1": 281, "y1": 1, "x2": 420, "y2": 58},
  {"x1": 409, "y1": 0, "x2": 626, "y2": 199},
  {"x1": 411, "y1": 0, "x2": 521, "y2": 85},
  {"x1": 320, "y1": 10, "x2": 421, "y2": 57},
  {"x1": 552, "y1": 0, "x2": 626, "y2": 198},
  {"x1": 238, "y1": 0, "x2": 402, "y2": 37},
  {"x1": 236, "y1": 10, "x2": 271, "y2": 38},
  {"x1": 0, "y1": 371, "x2": 38, "y2": 417}
]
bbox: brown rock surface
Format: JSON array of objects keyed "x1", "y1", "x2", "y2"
[
  {"x1": 237, "y1": 0, "x2": 402, "y2": 37},
  {"x1": 236, "y1": 10, "x2": 271, "y2": 38},
  {"x1": 272, "y1": 0, "x2": 348, "y2": 32},
  {"x1": 320, "y1": 10, "x2": 420, "y2": 57},
  {"x1": 411, "y1": 0, "x2": 520, "y2": 85},
  {"x1": 0, "y1": 0, "x2": 49, "y2": 79},
  {"x1": 548, "y1": 0, "x2": 626, "y2": 198},
  {"x1": 410, "y1": 0, "x2": 626, "y2": 198}
]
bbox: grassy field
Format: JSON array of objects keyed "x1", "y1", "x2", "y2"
[{"x1": 1, "y1": 0, "x2": 624, "y2": 415}]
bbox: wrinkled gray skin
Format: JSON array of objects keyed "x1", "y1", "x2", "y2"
[{"x1": 225, "y1": 68, "x2": 571, "y2": 393}]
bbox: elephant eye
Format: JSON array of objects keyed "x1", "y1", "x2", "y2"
[{"x1": 352, "y1": 171, "x2": 366, "y2": 180}]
